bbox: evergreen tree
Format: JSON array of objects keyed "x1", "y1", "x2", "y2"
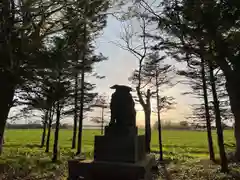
[
  {"x1": 0, "y1": 0, "x2": 69, "y2": 153},
  {"x1": 156, "y1": 0, "x2": 240, "y2": 160},
  {"x1": 140, "y1": 52, "x2": 175, "y2": 160},
  {"x1": 132, "y1": 0, "x2": 238, "y2": 168},
  {"x1": 178, "y1": 58, "x2": 215, "y2": 161},
  {"x1": 62, "y1": 0, "x2": 109, "y2": 155},
  {"x1": 48, "y1": 37, "x2": 72, "y2": 162}
]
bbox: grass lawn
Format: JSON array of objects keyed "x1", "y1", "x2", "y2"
[{"x1": 0, "y1": 129, "x2": 238, "y2": 179}]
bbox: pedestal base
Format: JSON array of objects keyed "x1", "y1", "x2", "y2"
[
  {"x1": 94, "y1": 135, "x2": 145, "y2": 163},
  {"x1": 68, "y1": 154, "x2": 156, "y2": 180}
]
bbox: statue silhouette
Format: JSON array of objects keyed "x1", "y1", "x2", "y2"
[{"x1": 109, "y1": 85, "x2": 136, "y2": 127}]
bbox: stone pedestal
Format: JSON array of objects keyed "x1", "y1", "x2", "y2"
[
  {"x1": 68, "y1": 126, "x2": 155, "y2": 180},
  {"x1": 68, "y1": 154, "x2": 155, "y2": 180},
  {"x1": 94, "y1": 126, "x2": 145, "y2": 163}
]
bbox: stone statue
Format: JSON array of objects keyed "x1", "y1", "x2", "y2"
[
  {"x1": 68, "y1": 84, "x2": 153, "y2": 180},
  {"x1": 109, "y1": 85, "x2": 136, "y2": 127}
]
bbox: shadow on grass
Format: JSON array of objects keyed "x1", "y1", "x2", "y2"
[
  {"x1": 152, "y1": 144, "x2": 210, "y2": 155},
  {"x1": 153, "y1": 144, "x2": 207, "y2": 149},
  {"x1": 224, "y1": 142, "x2": 235, "y2": 148},
  {"x1": 155, "y1": 156, "x2": 240, "y2": 180},
  {"x1": 26, "y1": 144, "x2": 41, "y2": 148},
  {"x1": 151, "y1": 158, "x2": 175, "y2": 180},
  {"x1": 0, "y1": 153, "x2": 67, "y2": 180},
  {"x1": 151, "y1": 150, "x2": 194, "y2": 161},
  {"x1": 159, "y1": 163, "x2": 172, "y2": 180},
  {"x1": 150, "y1": 150, "x2": 179, "y2": 180},
  {"x1": 4, "y1": 143, "x2": 41, "y2": 148}
]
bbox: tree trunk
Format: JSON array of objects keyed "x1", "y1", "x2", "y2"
[
  {"x1": 136, "y1": 87, "x2": 152, "y2": 153},
  {"x1": 200, "y1": 57, "x2": 215, "y2": 161},
  {"x1": 52, "y1": 101, "x2": 61, "y2": 162},
  {"x1": 143, "y1": 89, "x2": 152, "y2": 153},
  {"x1": 144, "y1": 109, "x2": 151, "y2": 153},
  {"x1": 225, "y1": 74, "x2": 240, "y2": 160},
  {"x1": 101, "y1": 107, "x2": 104, "y2": 135},
  {"x1": 40, "y1": 110, "x2": 49, "y2": 148},
  {"x1": 0, "y1": 76, "x2": 15, "y2": 154},
  {"x1": 145, "y1": 89, "x2": 152, "y2": 153},
  {"x1": 209, "y1": 62, "x2": 228, "y2": 173},
  {"x1": 0, "y1": 1, "x2": 16, "y2": 154},
  {"x1": 211, "y1": 38, "x2": 240, "y2": 160},
  {"x1": 76, "y1": 71, "x2": 84, "y2": 155},
  {"x1": 234, "y1": 109, "x2": 240, "y2": 160},
  {"x1": 45, "y1": 107, "x2": 54, "y2": 153},
  {"x1": 156, "y1": 88, "x2": 163, "y2": 161},
  {"x1": 76, "y1": 77, "x2": 84, "y2": 155},
  {"x1": 72, "y1": 73, "x2": 78, "y2": 149},
  {"x1": 0, "y1": 109, "x2": 8, "y2": 155},
  {"x1": 76, "y1": 20, "x2": 86, "y2": 155}
]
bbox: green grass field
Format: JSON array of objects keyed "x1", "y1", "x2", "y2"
[{"x1": 0, "y1": 129, "x2": 237, "y2": 179}]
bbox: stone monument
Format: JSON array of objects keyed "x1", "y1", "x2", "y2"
[{"x1": 68, "y1": 85, "x2": 156, "y2": 180}]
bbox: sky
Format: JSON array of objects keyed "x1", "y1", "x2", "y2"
[
  {"x1": 84, "y1": 15, "x2": 198, "y2": 127},
  {"x1": 9, "y1": 14, "x2": 200, "y2": 127}
]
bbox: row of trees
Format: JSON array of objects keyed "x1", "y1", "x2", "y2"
[
  {"x1": 1, "y1": 0, "x2": 239, "y2": 173},
  {"x1": 115, "y1": 0, "x2": 239, "y2": 173},
  {"x1": 0, "y1": 0, "x2": 111, "y2": 161}
]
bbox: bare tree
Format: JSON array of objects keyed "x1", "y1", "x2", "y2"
[
  {"x1": 115, "y1": 9, "x2": 175, "y2": 154},
  {"x1": 91, "y1": 94, "x2": 109, "y2": 134},
  {"x1": 116, "y1": 14, "x2": 153, "y2": 153}
]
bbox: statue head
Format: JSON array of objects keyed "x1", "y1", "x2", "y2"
[{"x1": 110, "y1": 85, "x2": 132, "y2": 93}]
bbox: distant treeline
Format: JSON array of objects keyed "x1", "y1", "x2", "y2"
[
  {"x1": 152, "y1": 121, "x2": 234, "y2": 131},
  {"x1": 6, "y1": 123, "x2": 72, "y2": 129},
  {"x1": 6, "y1": 122, "x2": 233, "y2": 130},
  {"x1": 5, "y1": 123, "x2": 105, "y2": 130}
]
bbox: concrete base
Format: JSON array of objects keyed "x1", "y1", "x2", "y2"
[
  {"x1": 94, "y1": 135, "x2": 145, "y2": 163},
  {"x1": 104, "y1": 125, "x2": 138, "y2": 136},
  {"x1": 68, "y1": 154, "x2": 155, "y2": 180}
]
